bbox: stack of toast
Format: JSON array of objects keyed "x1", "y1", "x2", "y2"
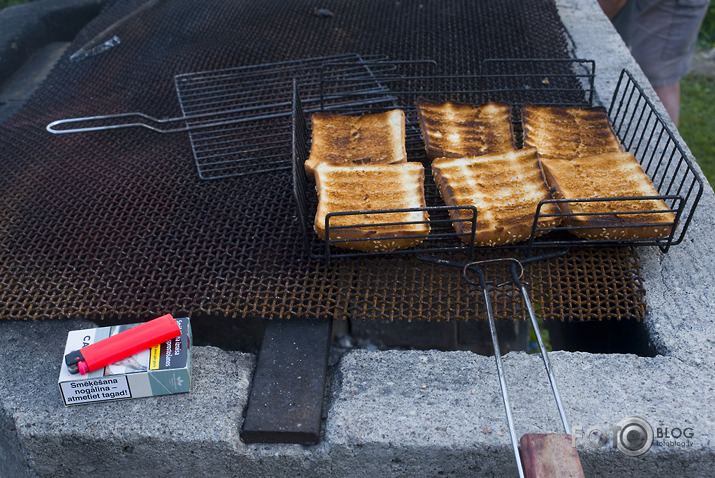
[
  {"x1": 418, "y1": 100, "x2": 558, "y2": 246},
  {"x1": 417, "y1": 101, "x2": 672, "y2": 244},
  {"x1": 308, "y1": 109, "x2": 430, "y2": 252},
  {"x1": 521, "y1": 104, "x2": 674, "y2": 239}
]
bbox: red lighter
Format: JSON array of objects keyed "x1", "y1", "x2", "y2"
[{"x1": 64, "y1": 314, "x2": 181, "y2": 375}]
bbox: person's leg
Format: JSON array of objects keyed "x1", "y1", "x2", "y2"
[
  {"x1": 617, "y1": 0, "x2": 708, "y2": 127},
  {"x1": 653, "y1": 82, "x2": 680, "y2": 126}
]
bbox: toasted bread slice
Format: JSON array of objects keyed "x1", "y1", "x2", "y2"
[
  {"x1": 431, "y1": 148, "x2": 561, "y2": 247},
  {"x1": 314, "y1": 162, "x2": 430, "y2": 251},
  {"x1": 305, "y1": 109, "x2": 407, "y2": 178},
  {"x1": 521, "y1": 105, "x2": 623, "y2": 159},
  {"x1": 416, "y1": 99, "x2": 516, "y2": 159},
  {"x1": 539, "y1": 153, "x2": 676, "y2": 240}
]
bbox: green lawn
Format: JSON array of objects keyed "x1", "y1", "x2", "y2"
[
  {"x1": 0, "y1": 0, "x2": 29, "y2": 7},
  {"x1": 680, "y1": 73, "x2": 715, "y2": 187}
]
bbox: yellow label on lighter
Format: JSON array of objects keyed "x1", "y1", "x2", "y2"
[{"x1": 150, "y1": 344, "x2": 161, "y2": 370}]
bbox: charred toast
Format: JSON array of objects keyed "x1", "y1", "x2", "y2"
[
  {"x1": 431, "y1": 148, "x2": 560, "y2": 246},
  {"x1": 416, "y1": 99, "x2": 516, "y2": 159},
  {"x1": 314, "y1": 162, "x2": 430, "y2": 251},
  {"x1": 521, "y1": 105, "x2": 623, "y2": 159},
  {"x1": 305, "y1": 109, "x2": 407, "y2": 178}
]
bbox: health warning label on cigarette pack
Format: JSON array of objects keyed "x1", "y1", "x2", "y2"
[
  {"x1": 58, "y1": 317, "x2": 192, "y2": 405},
  {"x1": 60, "y1": 376, "x2": 131, "y2": 404}
]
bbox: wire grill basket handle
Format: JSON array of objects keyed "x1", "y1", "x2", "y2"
[
  {"x1": 46, "y1": 109, "x2": 293, "y2": 135},
  {"x1": 420, "y1": 255, "x2": 582, "y2": 477},
  {"x1": 461, "y1": 257, "x2": 579, "y2": 477}
]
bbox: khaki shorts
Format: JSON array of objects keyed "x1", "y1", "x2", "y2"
[{"x1": 612, "y1": 0, "x2": 709, "y2": 86}]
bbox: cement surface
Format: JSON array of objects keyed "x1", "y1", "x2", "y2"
[
  {"x1": 557, "y1": 0, "x2": 715, "y2": 368},
  {"x1": 1, "y1": 0, "x2": 714, "y2": 476}
]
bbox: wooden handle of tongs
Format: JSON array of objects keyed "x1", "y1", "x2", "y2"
[{"x1": 520, "y1": 433, "x2": 585, "y2": 478}]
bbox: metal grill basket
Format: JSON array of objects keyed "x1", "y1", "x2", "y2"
[{"x1": 290, "y1": 58, "x2": 703, "y2": 262}]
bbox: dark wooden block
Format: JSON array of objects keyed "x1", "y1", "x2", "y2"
[
  {"x1": 520, "y1": 433, "x2": 585, "y2": 478},
  {"x1": 240, "y1": 318, "x2": 332, "y2": 445}
]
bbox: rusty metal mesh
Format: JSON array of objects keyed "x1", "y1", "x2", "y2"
[
  {"x1": 338, "y1": 248, "x2": 645, "y2": 322},
  {"x1": 0, "y1": 0, "x2": 645, "y2": 322}
]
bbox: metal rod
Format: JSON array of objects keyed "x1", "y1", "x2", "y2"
[
  {"x1": 510, "y1": 263, "x2": 571, "y2": 435},
  {"x1": 46, "y1": 94, "x2": 395, "y2": 135},
  {"x1": 421, "y1": 256, "x2": 578, "y2": 476},
  {"x1": 463, "y1": 260, "x2": 525, "y2": 478}
]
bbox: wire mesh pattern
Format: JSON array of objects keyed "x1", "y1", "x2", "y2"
[
  {"x1": 0, "y1": 0, "x2": 648, "y2": 322},
  {"x1": 339, "y1": 247, "x2": 645, "y2": 322},
  {"x1": 292, "y1": 59, "x2": 699, "y2": 260},
  {"x1": 175, "y1": 54, "x2": 400, "y2": 179}
]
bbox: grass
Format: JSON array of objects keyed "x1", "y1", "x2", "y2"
[
  {"x1": 679, "y1": 73, "x2": 715, "y2": 187},
  {"x1": 697, "y1": 2, "x2": 715, "y2": 49},
  {"x1": 679, "y1": 2, "x2": 715, "y2": 187},
  {"x1": 0, "y1": 0, "x2": 30, "y2": 7}
]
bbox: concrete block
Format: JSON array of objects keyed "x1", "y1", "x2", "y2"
[{"x1": 0, "y1": 319, "x2": 256, "y2": 478}]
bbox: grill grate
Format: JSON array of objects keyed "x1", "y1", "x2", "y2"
[
  {"x1": 0, "y1": 0, "x2": 649, "y2": 322},
  {"x1": 340, "y1": 247, "x2": 645, "y2": 322},
  {"x1": 176, "y1": 54, "x2": 401, "y2": 179}
]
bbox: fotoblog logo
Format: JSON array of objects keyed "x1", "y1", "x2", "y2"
[
  {"x1": 572, "y1": 416, "x2": 654, "y2": 457},
  {"x1": 615, "y1": 416, "x2": 654, "y2": 456}
]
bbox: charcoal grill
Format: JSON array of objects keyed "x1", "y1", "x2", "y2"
[
  {"x1": 3, "y1": 0, "x2": 633, "y2": 323},
  {"x1": 3, "y1": 58, "x2": 664, "y2": 325},
  {"x1": 0, "y1": 0, "x2": 696, "y2": 462}
]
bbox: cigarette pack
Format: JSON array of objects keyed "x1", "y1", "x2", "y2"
[{"x1": 58, "y1": 317, "x2": 192, "y2": 406}]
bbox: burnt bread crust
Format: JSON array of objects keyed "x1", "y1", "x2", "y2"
[
  {"x1": 431, "y1": 148, "x2": 561, "y2": 247},
  {"x1": 539, "y1": 153, "x2": 676, "y2": 240},
  {"x1": 305, "y1": 109, "x2": 407, "y2": 178},
  {"x1": 521, "y1": 104, "x2": 623, "y2": 159},
  {"x1": 416, "y1": 99, "x2": 516, "y2": 160}
]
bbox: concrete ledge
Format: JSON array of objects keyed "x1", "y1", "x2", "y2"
[
  {"x1": 327, "y1": 350, "x2": 714, "y2": 476},
  {"x1": 0, "y1": 319, "x2": 256, "y2": 478},
  {"x1": 1, "y1": 0, "x2": 714, "y2": 476},
  {"x1": 1, "y1": 323, "x2": 712, "y2": 477}
]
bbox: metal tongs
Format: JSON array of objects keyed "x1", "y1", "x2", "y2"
[{"x1": 421, "y1": 256, "x2": 584, "y2": 478}]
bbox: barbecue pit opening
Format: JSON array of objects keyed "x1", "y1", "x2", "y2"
[
  {"x1": 188, "y1": 314, "x2": 657, "y2": 360},
  {"x1": 544, "y1": 317, "x2": 657, "y2": 357}
]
